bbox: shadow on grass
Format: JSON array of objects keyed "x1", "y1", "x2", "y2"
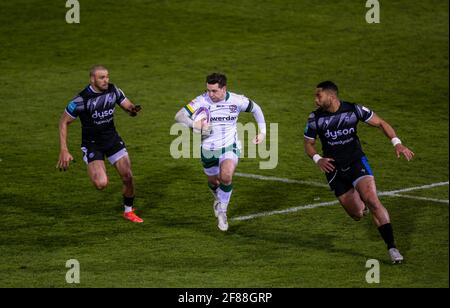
[
  {"x1": 359, "y1": 195, "x2": 421, "y2": 259},
  {"x1": 230, "y1": 222, "x2": 374, "y2": 261}
]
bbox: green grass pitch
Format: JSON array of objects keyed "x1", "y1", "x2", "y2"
[{"x1": 0, "y1": 0, "x2": 448, "y2": 287}]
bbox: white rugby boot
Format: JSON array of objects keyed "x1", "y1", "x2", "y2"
[
  {"x1": 217, "y1": 211, "x2": 229, "y2": 232},
  {"x1": 388, "y1": 248, "x2": 404, "y2": 264},
  {"x1": 215, "y1": 202, "x2": 229, "y2": 231},
  {"x1": 213, "y1": 200, "x2": 220, "y2": 217}
]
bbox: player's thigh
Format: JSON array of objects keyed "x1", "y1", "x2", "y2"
[
  {"x1": 113, "y1": 154, "x2": 132, "y2": 179},
  {"x1": 354, "y1": 175, "x2": 379, "y2": 206},
  {"x1": 219, "y1": 151, "x2": 238, "y2": 173},
  {"x1": 220, "y1": 159, "x2": 237, "y2": 172},
  {"x1": 219, "y1": 154, "x2": 238, "y2": 182},
  {"x1": 349, "y1": 156, "x2": 377, "y2": 202},
  {"x1": 338, "y1": 188, "x2": 365, "y2": 215},
  {"x1": 87, "y1": 160, "x2": 108, "y2": 185}
]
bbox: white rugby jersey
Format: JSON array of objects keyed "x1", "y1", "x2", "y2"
[{"x1": 183, "y1": 92, "x2": 254, "y2": 151}]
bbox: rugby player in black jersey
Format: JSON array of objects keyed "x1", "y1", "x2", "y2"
[
  {"x1": 304, "y1": 81, "x2": 414, "y2": 263},
  {"x1": 56, "y1": 65, "x2": 143, "y2": 223}
]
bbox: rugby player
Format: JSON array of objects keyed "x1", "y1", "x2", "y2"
[
  {"x1": 56, "y1": 65, "x2": 144, "y2": 223},
  {"x1": 175, "y1": 73, "x2": 266, "y2": 231},
  {"x1": 304, "y1": 81, "x2": 414, "y2": 263}
]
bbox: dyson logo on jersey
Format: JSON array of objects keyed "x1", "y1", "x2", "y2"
[
  {"x1": 92, "y1": 109, "x2": 115, "y2": 119},
  {"x1": 210, "y1": 115, "x2": 237, "y2": 122},
  {"x1": 325, "y1": 128, "x2": 355, "y2": 140}
]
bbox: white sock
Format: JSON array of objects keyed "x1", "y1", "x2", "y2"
[
  {"x1": 217, "y1": 184, "x2": 233, "y2": 212},
  {"x1": 124, "y1": 205, "x2": 133, "y2": 213},
  {"x1": 218, "y1": 202, "x2": 228, "y2": 213}
]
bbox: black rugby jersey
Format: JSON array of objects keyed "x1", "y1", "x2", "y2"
[
  {"x1": 304, "y1": 101, "x2": 374, "y2": 166},
  {"x1": 65, "y1": 84, "x2": 126, "y2": 145}
]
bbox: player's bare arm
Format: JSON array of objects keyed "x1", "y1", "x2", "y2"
[
  {"x1": 366, "y1": 113, "x2": 415, "y2": 161},
  {"x1": 57, "y1": 111, "x2": 76, "y2": 171},
  {"x1": 120, "y1": 98, "x2": 141, "y2": 117},
  {"x1": 175, "y1": 108, "x2": 210, "y2": 134},
  {"x1": 175, "y1": 109, "x2": 193, "y2": 128},
  {"x1": 304, "y1": 137, "x2": 335, "y2": 173}
]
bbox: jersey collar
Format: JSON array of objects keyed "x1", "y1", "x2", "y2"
[
  {"x1": 210, "y1": 92, "x2": 230, "y2": 104},
  {"x1": 88, "y1": 85, "x2": 101, "y2": 93}
]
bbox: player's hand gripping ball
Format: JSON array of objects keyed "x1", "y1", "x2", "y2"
[{"x1": 192, "y1": 107, "x2": 211, "y2": 135}]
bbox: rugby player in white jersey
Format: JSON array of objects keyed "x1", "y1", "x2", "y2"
[{"x1": 175, "y1": 73, "x2": 266, "y2": 231}]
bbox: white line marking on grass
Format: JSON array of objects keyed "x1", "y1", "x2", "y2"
[
  {"x1": 232, "y1": 200, "x2": 340, "y2": 221},
  {"x1": 232, "y1": 181, "x2": 449, "y2": 221},
  {"x1": 378, "y1": 182, "x2": 449, "y2": 195},
  {"x1": 387, "y1": 194, "x2": 449, "y2": 204},
  {"x1": 235, "y1": 172, "x2": 328, "y2": 188}
]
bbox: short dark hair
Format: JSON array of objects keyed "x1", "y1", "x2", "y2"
[
  {"x1": 317, "y1": 81, "x2": 338, "y2": 95},
  {"x1": 206, "y1": 73, "x2": 227, "y2": 88}
]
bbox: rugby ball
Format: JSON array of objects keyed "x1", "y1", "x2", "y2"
[{"x1": 192, "y1": 107, "x2": 211, "y2": 124}]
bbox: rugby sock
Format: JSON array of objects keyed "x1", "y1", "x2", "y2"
[
  {"x1": 123, "y1": 196, "x2": 135, "y2": 213},
  {"x1": 208, "y1": 182, "x2": 219, "y2": 191},
  {"x1": 208, "y1": 182, "x2": 219, "y2": 199},
  {"x1": 217, "y1": 183, "x2": 233, "y2": 212},
  {"x1": 377, "y1": 223, "x2": 396, "y2": 250}
]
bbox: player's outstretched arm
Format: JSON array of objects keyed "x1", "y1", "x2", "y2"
[
  {"x1": 304, "y1": 138, "x2": 335, "y2": 173},
  {"x1": 366, "y1": 113, "x2": 415, "y2": 161},
  {"x1": 57, "y1": 112, "x2": 75, "y2": 171},
  {"x1": 120, "y1": 99, "x2": 141, "y2": 117}
]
